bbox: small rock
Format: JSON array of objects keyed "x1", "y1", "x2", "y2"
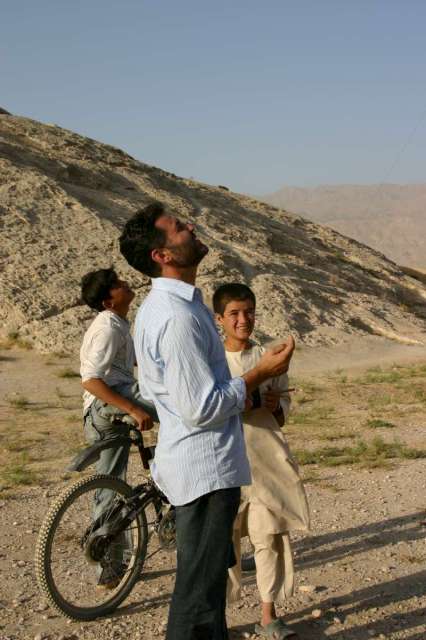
[
  {"x1": 333, "y1": 616, "x2": 342, "y2": 624},
  {"x1": 17, "y1": 560, "x2": 26, "y2": 567},
  {"x1": 17, "y1": 595, "x2": 30, "y2": 603},
  {"x1": 311, "y1": 608, "x2": 322, "y2": 619},
  {"x1": 299, "y1": 584, "x2": 317, "y2": 593},
  {"x1": 34, "y1": 633, "x2": 48, "y2": 640}
]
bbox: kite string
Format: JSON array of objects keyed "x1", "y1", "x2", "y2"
[{"x1": 381, "y1": 106, "x2": 426, "y2": 184}]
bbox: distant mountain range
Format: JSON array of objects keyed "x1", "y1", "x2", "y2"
[{"x1": 261, "y1": 184, "x2": 426, "y2": 268}]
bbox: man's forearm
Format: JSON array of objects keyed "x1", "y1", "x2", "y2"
[{"x1": 82, "y1": 378, "x2": 136, "y2": 414}]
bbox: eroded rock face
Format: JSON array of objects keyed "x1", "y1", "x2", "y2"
[{"x1": 1, "y1": 115, "x2": 425, "y2": 353}]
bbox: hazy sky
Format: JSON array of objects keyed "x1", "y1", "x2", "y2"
[{"x1": 2, "y1": 1, "x2": 426, "y2": 194}]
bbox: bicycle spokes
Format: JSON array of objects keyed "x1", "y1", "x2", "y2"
[{"x1": 46, "y1": 481, "x2": 144, "y2": 611}]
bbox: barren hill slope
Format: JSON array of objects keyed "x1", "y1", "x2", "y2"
[
  {"x1": 262, "y1": 184, "x2": 426, "y2": 268},
  {"x1": 1, "y1": 114, "x2": 425, "y2": 353}
]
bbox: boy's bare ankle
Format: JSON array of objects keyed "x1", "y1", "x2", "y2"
[{"x1": 261, "y1": 602, "x2": 277, "y2": 626}]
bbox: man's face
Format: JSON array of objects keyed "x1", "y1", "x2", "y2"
[
  {"x1": 154, "y1": 215, "x2": 208, "y2": 269},
  {"x1": 216, "y1": 299, "x2": 256, "y2": 342},
  {"x1": 106, "y1": 278, "x2": 135, "y2": 309}
]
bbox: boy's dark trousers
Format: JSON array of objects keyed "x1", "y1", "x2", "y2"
[{"x1": 166, "y1": 487, "x2": 241, "y2": 640}]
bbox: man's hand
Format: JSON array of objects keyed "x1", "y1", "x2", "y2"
[
  {"x1": 257, "y1": 336, "x2": 295, "y2": 378},
  {"x1": 128, "y1": 406, "x2": 154, "y2": 431},
  {"x1": 242, "y1": 336, "x2": 295, "y2": 394}
]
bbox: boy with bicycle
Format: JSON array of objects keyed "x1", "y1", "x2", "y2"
[{"x1": 80, "y1": 267, "x2": 157, "y2": 587}]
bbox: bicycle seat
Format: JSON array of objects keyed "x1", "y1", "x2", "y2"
[{"x1": 68, "y1": 435, "x2": 132, "y2": 472}]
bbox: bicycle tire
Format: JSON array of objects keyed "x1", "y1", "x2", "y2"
[{"x1": 35, "y1": 474, "x2": 148, "y2": 620}]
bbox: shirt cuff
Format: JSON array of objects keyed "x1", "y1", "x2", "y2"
[
  {"x1": 80, "y1": 371, "x2": 103, "y2": 382},
  {"x1": 229, "y1": 376, "x2": 246, "y2": 411}
]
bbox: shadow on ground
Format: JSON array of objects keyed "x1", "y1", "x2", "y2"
[
  {"x1": 288, "y1": 570, "x2": 426, "y2": 639},
  {"x1": 294, "y1": 511, "x2": 426, "y2": 569},
  {"x1": 107, "y1": 512, "x2": 426, "y2": 638}
]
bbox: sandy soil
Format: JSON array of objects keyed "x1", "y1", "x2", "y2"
[{"x1": 0, "y1": 337, "x2": 425, "y2": 640}]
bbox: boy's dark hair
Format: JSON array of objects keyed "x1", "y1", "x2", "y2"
[
  {"x1": 119, "y1": 202, "x2": 167, "y2": 277},
  {"x1": 81, "y1": 268, "x2": 118, "y2": 312},
  {"x1": 212, "y1": 283, "x2": 256, "y2": 316}
]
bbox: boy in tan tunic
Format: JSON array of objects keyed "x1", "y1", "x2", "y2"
[{"x1": 213, "y1": 283, "x2": 310, "y2": 640}]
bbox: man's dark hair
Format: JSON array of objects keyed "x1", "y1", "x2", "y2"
[
  {"x1": 212, "y1": 283, "x2": 256, "y2": 316},
  {"x1": 119, "y1": 202, "x2": 167, "y2": 277},
  {"x1": 81, "y1": 267, "x2": 118, "y2": 312}
]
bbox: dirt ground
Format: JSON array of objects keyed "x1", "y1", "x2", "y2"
[{"x1": 0, "y1": 337, "x2": 425, "y2": 640}]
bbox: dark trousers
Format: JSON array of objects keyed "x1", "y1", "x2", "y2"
[{"x1": 166, "y1": 487, "x2": 241, "y2": 640}]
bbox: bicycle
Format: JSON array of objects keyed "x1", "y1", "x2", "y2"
[{"x1": 35, "y1": 423, "x2": 176, "y2": 621}]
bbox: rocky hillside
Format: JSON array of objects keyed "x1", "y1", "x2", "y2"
[
  {"x1": 261, "y1": 184, "x2": 426, "y2": 268},
  {"x1": 1, "y1": 113, "x2": 425, "y2": 353}
]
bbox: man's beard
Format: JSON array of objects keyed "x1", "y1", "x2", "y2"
[{"x1": 168, "y1": 238, "x2": 209, "y2": 268}]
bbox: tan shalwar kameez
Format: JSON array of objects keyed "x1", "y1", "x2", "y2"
[{"x1": 226, "y1": 344, "x2": 310, "y2": 604}]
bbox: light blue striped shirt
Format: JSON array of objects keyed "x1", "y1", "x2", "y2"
[{"x1": 134, "y1": 277, "x2": 251, "y2": 506}]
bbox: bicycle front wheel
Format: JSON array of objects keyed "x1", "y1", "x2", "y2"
[{"x1": 35, "y1": 474, "x2": 147, "y2": 620}]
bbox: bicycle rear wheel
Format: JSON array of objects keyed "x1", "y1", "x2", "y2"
[{"x1": 35, "y1": 474, "x2": 147, "y2": 620}]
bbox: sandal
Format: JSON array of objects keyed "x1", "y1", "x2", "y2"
[{"x1": 254, "y1": 619, "x2": 298, "y2": 639}]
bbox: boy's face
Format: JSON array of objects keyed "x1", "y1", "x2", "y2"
[
  {"x1": 104, "y1": 278, "x2": 135, "y2": 310},
  {"x1": 216, "y1": 299, "x2": 255, "y2": 342}
]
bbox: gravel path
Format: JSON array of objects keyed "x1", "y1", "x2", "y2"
[
  {"x1": 0, "y1": 344, "x2": 425, "y2": 639},
  {"x1": 1, "y1": 460, "x2": 426, "y2": 640}
]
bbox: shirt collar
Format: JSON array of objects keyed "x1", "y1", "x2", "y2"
[
  {"x1": 152, "y1": 277, "x2": 202, "y2": 302},
  {"x1": 102, "y1": 309, "x2": 130, "y2": 326}
]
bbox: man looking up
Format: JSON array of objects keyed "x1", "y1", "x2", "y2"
[{"x1": 119, "y1": 202, "x2": 295, "y2": 640}]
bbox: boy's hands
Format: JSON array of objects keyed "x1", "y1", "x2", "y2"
[
  {"x1": 262, "y1": 387, "x2": 281, "y2": 412},
  {"x1": 128, "y1": 405, "x2": 154, "y2": 431},
  {"x1": 244, "y1": 396, "x2": 253, "y2": 411},
  {"x1": 82, "y1": 378, "x2": 154, "y2": 431},
  {"x1": 257, "y1": 337, "x2": 295, "y2": 378}
]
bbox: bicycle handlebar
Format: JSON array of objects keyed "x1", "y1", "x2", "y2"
[
  {"x1": 109, "y1": 415, "x2": 154, "y2": 470},
  {"x1": 128, "y1": 424, "x2": 154, "y2": 470}
]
